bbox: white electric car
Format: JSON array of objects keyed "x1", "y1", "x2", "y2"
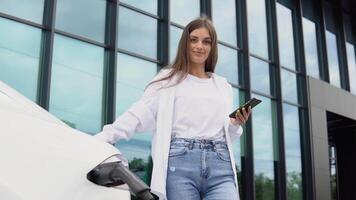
[{"x1": 0, "y1": 80, "x2": 151, "y2": 200}]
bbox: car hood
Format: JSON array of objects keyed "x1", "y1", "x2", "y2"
[{"x1": 0, "y1": 81, "x2": 130, "y2": 200}]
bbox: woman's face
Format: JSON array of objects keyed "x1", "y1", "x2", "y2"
[{"x1": 188, "y1": 27, "x2": 212, "y2": 67}]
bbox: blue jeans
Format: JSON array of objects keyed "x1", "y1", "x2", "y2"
[{"x1": 166, "y1": 138, "x2": 239, "y2": 200}]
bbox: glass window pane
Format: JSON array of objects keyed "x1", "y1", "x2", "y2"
[
  {"x1": 212, "y1": 0, "x2": 237, "y2": 45},
  {"x1": 232, "y1": 88, "x2": 242, "y2": 164},
  {"x1": 56, "y1": 0, "x2": 106, "y2": 42},
  {"x1": 247, "y1": 0, "x2": 269, "y2": 59},
  {"x1": 116, "y1": 53, "x2": 157, "y2": 117},
  {"x1": 170, "y1": 26, "x2": 183, "y2": 63},
  {"x1": 283, "y1": 104, "x2": 303, "y2": 200},
  {"x1": 120, "y1": 0, "x2": 157, "y2": 14},
  {"x1": 250, "y1": 57, "x2": 270, "y2": 95},
  {"x1": 252, "y1": 94, "x2": 277, "y2": 200},
  {"x1": 277, "y1": 3, "x2": 296, "y2": 70},
  {"x1": 325, "y1": 31, "x2": 341, "y2": 88},
  {"x1": 302, "y1": 18, "x2": 320, "y2": 79},
  {"x1": 116, "y1": 53, "x2": 157, "y2": 183},
  {"x1": 215, "y1": 44, "x2": 238, "y2": 85},
  {"x1": 0, "y1": 0, "x2": 44, "y2": 24},
  {"x1": 231, "y1": 88, "x2": 244, "y2": 196},
  {"x1": 170, "y1": 0, "x2": 200, "y2": 26},
  {"x1": 118, "y1": 7, "x2": 157, "y2": 59},
  {"x1": 281, "y1": 69, "x2": 298, "y2": 104},
  {"x1": 286, "y1": 156, "x2": 303, "y2": 200},
  {"x1": 346, "y1": 43, "x2": 356, "y2": 94},
  {"x1": 49, "y1": 35, "x2": 104, "y2": 133},
  {"x1": 0, "y1": 18, "x2": 41, "y2": 101},
  {"x1": 283, "y1": 104, "x2": 301, "y2": 157}
]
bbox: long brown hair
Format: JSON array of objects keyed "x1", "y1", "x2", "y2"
[{"x1": 147, "y1": 16, "x2": 218, "y2": 89}]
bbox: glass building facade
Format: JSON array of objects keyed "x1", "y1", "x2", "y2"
[{"x1": 0, "y1": 0, "x2": 355, "y2": 199}]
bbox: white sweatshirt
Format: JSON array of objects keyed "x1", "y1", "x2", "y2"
[{"x1": 95, "y1": 72, "x2": 241, "y2": 143}]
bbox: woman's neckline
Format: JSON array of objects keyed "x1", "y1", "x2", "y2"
[{"x1": 186, "y1": 72, "x2": 213, "y2": 83}]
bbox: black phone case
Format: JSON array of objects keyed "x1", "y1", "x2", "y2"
[{"x1": 229, "y1": 98, "x2": 262, "y2": 118}]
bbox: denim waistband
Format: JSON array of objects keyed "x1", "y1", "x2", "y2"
[{"x1": 170, "y1": 137, "x2": 227, "y2": 150}]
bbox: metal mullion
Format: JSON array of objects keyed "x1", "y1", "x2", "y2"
[
  {"x1": 218, "y1": 41, "x2": 241, "y2": 51},
  {"x1": 229, "y1": 83, "x2": 245, "y2": 90},
  {"x1": 282, "y1": 99, "x2": 303, "y2": 108},
  {"x1": 102, "y1": 0, "x2": 118, "y2": 126},
  {"x1": 249, "y1": 53, "x2": 273, "y2": 64},
  {"x1": 117, "y1": 48, "x2": 160, "y2": 64},
  {"x1": 54, "y1": 29, "x2": 107, "y2": 48},
  {"x1": 200, "y1": 0, "x2": 212, "y2": 18},
  {"x1": 158, "y1": 0, "x2": 169, "y2": 68},
  {"x1": 251, "y1": 90, "x2": 277, "y2": 101},
  {"x1": 281, "y1": 99, "x2": 302, "y2": 108},
  {"x1": 292, "y1": 0, "x2": 314, "y2": 195},
  {"x1": 37, "y1": 0, "x2": 57, "y2": 109},
  {"x1": 118, "y1": 2, "x2": 160, "y2": 20},
  {"x1": 297, "y1": 0, "x2": 316, "y2": 198},
  {"x1": 0, "y1": 13, "x2": 45, "y2": 29},
  {"x1": 266, "y1": 0, "x2": 287, "y2": 200},
  {"x1": 335, "y1": 1, "x2": 350, "y2": 91},
  {"x1": 170, "y1": 22, "x2": 184, "y2": 29},
  {"x1": 238, "y1": 0, "x2": 253, "y2": 199},
  {"x1": 280, "y1": 65, "x2": 304, "y2": 76},
  {"x1": 299, "y1": 105, "x2": 315, "y2": 200},
  {"x1": 315, "y1": 0, "x2": 330, "y2": 83}
]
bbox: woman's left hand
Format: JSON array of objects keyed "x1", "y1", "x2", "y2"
[{"x1": 230, "y1": 106, "x2": 251, "y2": 126}]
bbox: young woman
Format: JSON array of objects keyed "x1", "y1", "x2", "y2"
[{"x1": 95, "y1": 17, "x2": 251, "y2": 200}]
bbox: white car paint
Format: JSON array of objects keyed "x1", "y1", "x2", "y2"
[{"x1": 0, "y1": 81, "x2": 130, "y2": 200}]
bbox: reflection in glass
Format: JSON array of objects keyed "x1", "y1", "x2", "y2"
[
  {"x1": 326, "y1": 31, "x2": 341, "y2": 88},
  {"x1": 0, "y1": 0, "x2": 44, "y2": 24},
  {"x1": 330, "y1": 146, "x2": 338, "y2": 200},
  {"x1": 302, "y1": 18, "x2": 320, "y2": 79},
  {"x1": 281, "y1": 70, "x2": 298, "y2": 104},
  {"x1": 56, "y1": 0, "x2": 106, "y2": 42},
  {"x1": 212, "y1": 0, "x2": 237, "y2": 45},
  {"x1": 215, "y1": 45, "x2": 238, "y2": 85},
  {"x1": 169, "y1": 26, "x2": 183, "y2": 63},
  {"x1": 247, "y1": 0, "x2": 269, "y2": 59},
  {"x1": 0, "y1": 18, "x2": 41, "y2": 101},
  {"x1": 252, "y1": 94, "x2": 277, "y2": 200},
  {"x1": 283, "y1": 104, "x2": 303, "y2": 200},
  {"x1": 346, "y1": 43, "x2": 356, "y2": 94},
  {"x1": 120, "y1": 0, "x2": 157, "y2": 14},
  {"x1": 118, "y1": 6, "x2": 157, "y2": 59},
  {"x1": 116, "y1": 53, "x2": 157, "y2": 117},
  {"x1": 250, "y1": 57, "x2": 270, "y2": 95},
  {"x1": 231, "y1": 88, "x2": 244, "y2": 197},
  {"x1": 277, "y1": 3, "x2": 296, "y2": 70},
  {"x1": 50, "y1": 35, "x2": 104, "y2": 133},
  {"x1": 116, "y1": 53, "x2": 157, "y2": 183},
  {"x1": 255, "y1": 159, "x2": 275, "y2": 200},
  {"x1": 170, "y1": 0, "x2": 200, "y2": 26},
  {"x1": 286, "y1": 157, "x2": 303, "y2": 200}
]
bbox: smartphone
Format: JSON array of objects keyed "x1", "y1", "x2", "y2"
[{"x1": 229, "y1": 98, "x2": 262, "y2": 118}]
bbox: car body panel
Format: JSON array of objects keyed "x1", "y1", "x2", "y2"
[{"x1": 0, "y1": 81, "x2": 130, "y2": 200}]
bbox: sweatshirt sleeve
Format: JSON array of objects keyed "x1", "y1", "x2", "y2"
[
  {"x1": 226, "y1": 83, "x2": 243, "y2": 141},
  {"x1": 94, "y1": 70, "x2": 167, "y2": 144}
]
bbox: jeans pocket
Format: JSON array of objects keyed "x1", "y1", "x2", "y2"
[
  {"x1": 168, "y1": 147, "x2": 187, "y2": 157},
  {"x1": 216, "y1": 149, "x2": 231, "y2": 162}
]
